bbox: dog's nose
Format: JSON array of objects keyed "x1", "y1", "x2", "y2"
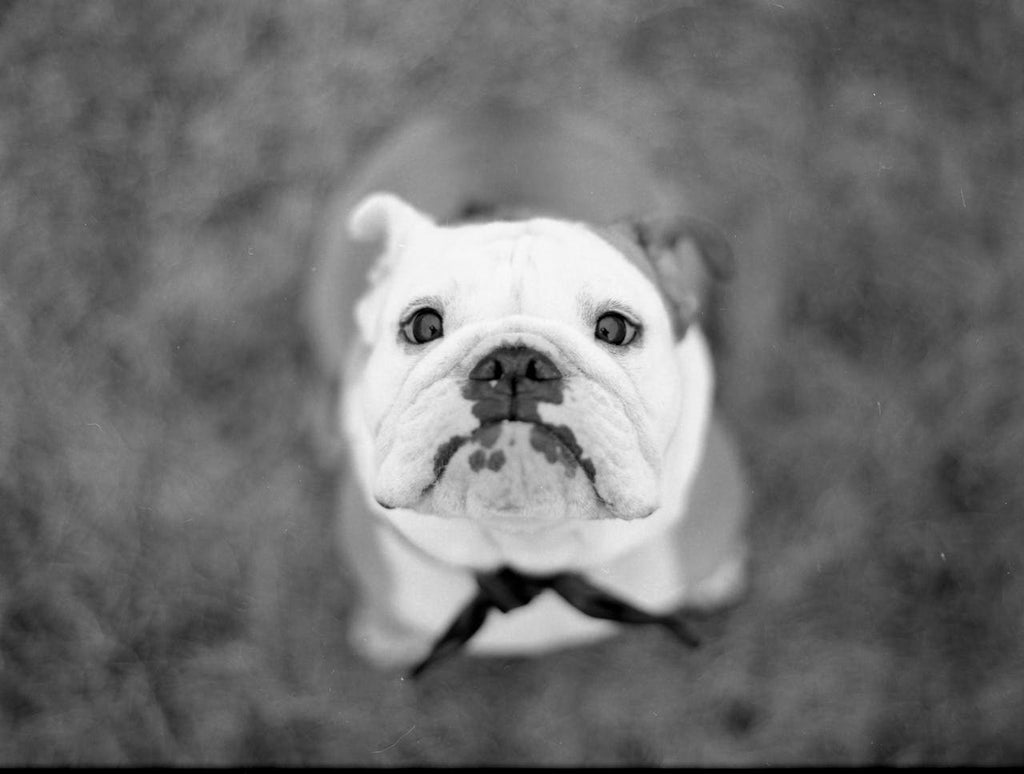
[{"x1": 468, "y1": 346, "x2": 562, "y2": 392}]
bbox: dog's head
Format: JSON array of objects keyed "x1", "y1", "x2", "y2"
[{"x1": 342, "y1": 192, "x2": 731, "y2": 527}]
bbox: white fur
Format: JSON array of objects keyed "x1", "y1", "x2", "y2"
[{"x1": 329, "y1": 193, "x2": 742, "y2": 667}]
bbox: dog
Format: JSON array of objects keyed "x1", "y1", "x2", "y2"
[{"x1": 306, "y1": 105, "x2": 748, "y2": 674}]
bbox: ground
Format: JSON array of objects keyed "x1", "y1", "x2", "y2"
[{"x1": 1, "y1": 0, "x2": 1022, "y2": 765}]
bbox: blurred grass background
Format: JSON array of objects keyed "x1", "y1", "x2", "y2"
[{"x1": 1, "y1": 0, "x2": 1023, "y2": 765}]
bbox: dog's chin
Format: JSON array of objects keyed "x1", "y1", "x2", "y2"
[{"x1": 416, "y1": 420, "x2": 607, "y2": 524}]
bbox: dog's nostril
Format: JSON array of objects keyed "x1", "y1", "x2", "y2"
[
  {"x1": 525, "y1": 356, "x2": 560, "y2": 382},
  {"x1": 469, "y1": 357, "x2": 502, "y2": 381},
  {"x1": 469, "y1": 346, "x2": 561, "y2": 383}
]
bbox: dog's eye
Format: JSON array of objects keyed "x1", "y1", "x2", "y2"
[
  {"x1": 401, "y1": 308, "x2": 444, "y2": 344},
  {"x1": 595, "y1": 312, "x2": 639, "y2": 346}
]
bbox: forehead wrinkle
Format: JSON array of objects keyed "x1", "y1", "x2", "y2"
[{"x1": 506, "y1": 232, "x2": 538, "y2": 310}]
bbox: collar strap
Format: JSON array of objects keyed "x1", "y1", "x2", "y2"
[{"x1": 410, "y1": 565, "x2": 701, "y2": 678}]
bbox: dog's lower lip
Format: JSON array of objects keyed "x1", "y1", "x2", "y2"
[
  {"x1": 426, "y1": 419, "x2": 567, "y2": 492},
  {"x1": 422, "y1": 419, "x2": 601, "y2": 503},
  {"x1": 427, "y1": 420, "x2": 505, "y2": 490}
]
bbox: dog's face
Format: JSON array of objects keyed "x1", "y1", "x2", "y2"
[{"x1": 342, "y1": 193, "x2": 728, "y2": 528}]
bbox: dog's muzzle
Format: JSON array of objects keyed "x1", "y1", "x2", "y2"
[{"x1": 368, "y1": 320, "x2": 666, "y2": 524}]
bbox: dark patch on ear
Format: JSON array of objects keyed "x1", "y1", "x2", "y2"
[
  {"x1": 632, "y1": 216, "x2": 735, "y2": 283},
  {"x1": 627, "y1": 216, "x2": 735, "y2": 340},
  {"x1": 446, "y1": 199, "x2": 550, "y2": 225},
  {"x1": 453, "y1": 199, "x2": 500, "y2": 222}
]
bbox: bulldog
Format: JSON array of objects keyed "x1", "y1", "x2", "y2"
[{"x1": 306, "y1": 106, "x2": 748, "y2": 675}]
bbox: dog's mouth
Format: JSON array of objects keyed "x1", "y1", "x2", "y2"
[{"x1": 425, "y1": 419, "x2": 597, "y2": 497}]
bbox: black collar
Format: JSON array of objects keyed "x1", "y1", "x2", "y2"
[{"x1": 410, "y1": 565, "x2": 701, "y2": 678}]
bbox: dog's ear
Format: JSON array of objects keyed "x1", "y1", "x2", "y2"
[
  {"x1": 348, "y1": 191, "x2": 435, "y2": 250},
  {"x1": 623, "y1": 216, "x2": 734, "y2": 338},
  {"x1": 347, "y1": 192, "x2": 435, "y2": 343}
]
